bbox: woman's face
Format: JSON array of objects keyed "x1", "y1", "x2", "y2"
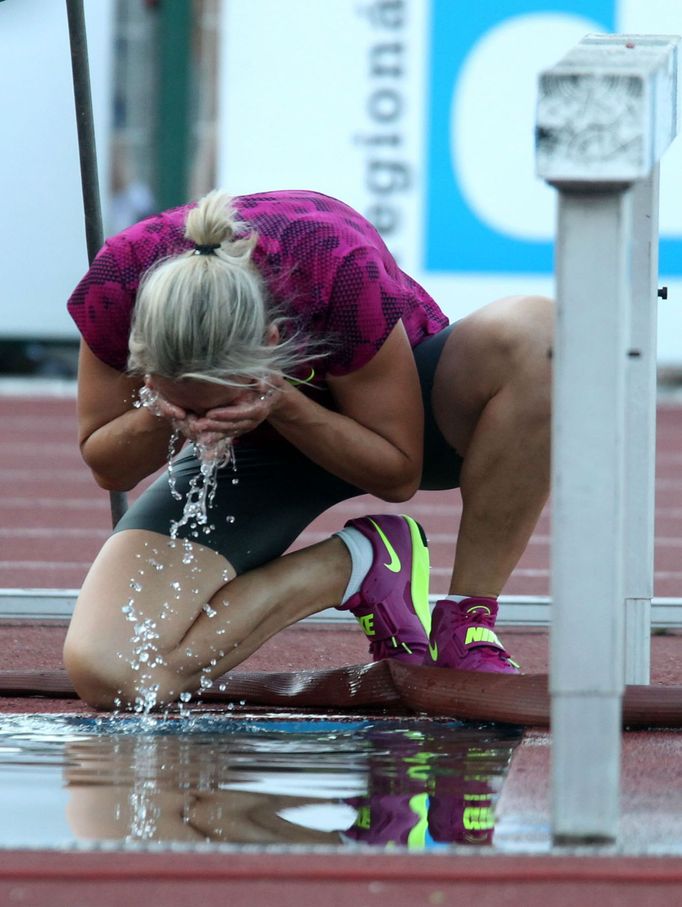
[
  {"x1": 150, "y1": 376, "x2": 257, "y2": 417},
  {"x1": 149, "y1": 327, "x2": 280, "y2": 417}
]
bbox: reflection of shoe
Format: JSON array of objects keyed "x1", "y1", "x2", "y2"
[
  {"x1": 429, "y1": 791, "x2": 496, "y2": 845},
  {"x1": 344, "y1": 794, "x2": 430, "y2": 848},
  {"x1": 429, "y1": 745, "x2": 508, "y2": 845},
  {"x1": 341, "y1": 728, "x2": 518, "y2": 850},
  {"x1": 337, "y1": 514, "x2": 430, "y2": 663},
  {"x1": 424, "y1": 597, "x2": 520, "y2": 673}
]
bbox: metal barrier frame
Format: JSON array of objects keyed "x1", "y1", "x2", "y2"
[
  {"x1": 536, "y1": 32, "x2": 681, "y2": 843},
  {"x1": 3, "y1": 589, "x2": 682, "y2": 629}
]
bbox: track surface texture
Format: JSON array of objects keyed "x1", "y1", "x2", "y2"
[
  {"x1": 2, "y1": 389, "x2": 682, "y2": 903},
  {"x1": 3, "y1": 393, "x2": 682, "y2": 596}
]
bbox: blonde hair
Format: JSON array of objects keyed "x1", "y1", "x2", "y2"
[{"x1": 127, "y1": 190, "x2": 303, "y2": 386}]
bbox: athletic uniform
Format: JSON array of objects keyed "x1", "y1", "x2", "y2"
[{"x1": 67, "y1": 190, "x2": 462, "y2": 572}]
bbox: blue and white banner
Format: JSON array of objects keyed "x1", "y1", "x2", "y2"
[
  {"x1": 426, "y1": 0, "x2": 682, "y2": 277},
  {"x1": 219, "y1": 1, "x2": 682, "y2": 359}
]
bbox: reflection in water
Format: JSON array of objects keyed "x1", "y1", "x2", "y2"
[
  {"x1": 0, "y1": 715, "x2": 521, "y2": 849},
  {"x1": 342, "y1": 727, "x2": 517, "y2": 848}
]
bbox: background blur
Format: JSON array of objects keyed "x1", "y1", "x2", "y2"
[{"x1": 1, "y1": 0, "x2": 681, "y2": 377}]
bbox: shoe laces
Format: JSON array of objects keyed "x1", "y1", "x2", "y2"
[{"x1": 462, "y1": 603, "x2": 496, "y2": 626}]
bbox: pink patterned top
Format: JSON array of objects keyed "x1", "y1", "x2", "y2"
[{"x1": 67, "y1": 190, "x2": 448, "y2": 383}]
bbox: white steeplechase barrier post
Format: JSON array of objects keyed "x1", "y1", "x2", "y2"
[
  {"x1": 536, "y1": 33, "x2": 680, "y2": 843},
  {"x1": 624, "y1": 165, "x2": 659, "y2": 685}
]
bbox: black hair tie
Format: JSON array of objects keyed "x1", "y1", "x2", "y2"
[{"x1": 193, "y1": 243, "x2": 221, "y2": 256}]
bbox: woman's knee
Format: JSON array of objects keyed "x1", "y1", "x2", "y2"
[
  {"x1": 63, "y1": 632, "x2": 123, "y2": 709},
  {"x1": 433, "y1": 295, "x2": 554, "y2": 451},
  {"x1": 507, "y1": 294, "x2": 554, "y2": 355},
  {"x1": 63, "y1": 630, "x2": 184, "y2": 711},
  {"x1": 461, "y1": 294, "x2": 554, "y2": 363},
  {"x1": 440, "y1": 294, "x2": 553, "y2": 398},
  {"x1": 62, "y1": 529, "x2": 233, "y2": 709}
]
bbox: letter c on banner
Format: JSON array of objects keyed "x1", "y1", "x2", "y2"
[{"x1": 425, "y1": 0, "x2": 616, "y2": 274}]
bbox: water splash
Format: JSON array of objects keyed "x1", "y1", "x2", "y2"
[
  {"x1": 118, "y1": 595, "x2": 167, "y2": 716},
  {"x1": 131, "y1": 385, "x2": 241, "y2": 715},
  {"x1": 168, "y1": 439, "x2": 235, "y2": 540},
  {"x1": 166, "y1": 429, "x2": 183, "y2": 501},
  {"x1": 135, "y1": 384, "x2": 239, "y2": 533},
  {"x1": 199, "y1": 672, "x2": 213, "y2": 691},
  {"x1": 134, "y1": 384, "x2": 164, "y2": 416}
]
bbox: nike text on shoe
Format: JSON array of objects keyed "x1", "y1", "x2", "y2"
[
  {"x1": 425, "y1": 597, "x2": 520, "y2": 674},
  {"x1": 337, "y1": 514, "x2": 430, "y2": 663}
]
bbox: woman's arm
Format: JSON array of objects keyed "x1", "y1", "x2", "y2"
[
  {"x1": 76, "y1": 340, "x2": 181, "y2": 492},
  {"x1": 267, "y1": 321, "x2": 424, "y2": 501}
]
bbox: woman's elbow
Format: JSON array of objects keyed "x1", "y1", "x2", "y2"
[
  {"x1": 79, "y1": 443, "x2": 137, "y2": 493},
  {"x1": 81, "y1": 454, "x2": 136, "y2": 492},
  {"x1": 380, "y1": 481, "x2": 419, "y2": 503},
  {"x1": 91, "y1": 471, "x2": 136, "y2": 493},
  {"x1": 374, "y1": 461, "x2": 421, "y2": 503}
]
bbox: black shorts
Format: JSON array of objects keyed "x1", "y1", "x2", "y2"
[{"x1": 114, "y1": 324, "x2": 462, "y2": 572}]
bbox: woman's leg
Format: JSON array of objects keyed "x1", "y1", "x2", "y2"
[
  {"x1": 64, "y1": 439, "x2": 364, "y2": 709},
  {"x1": 430, "y1": 294, "x2": 553, "y2": 595},
  {"x1": 64, "y1": 528, "x2": 352, "y2": 709}
]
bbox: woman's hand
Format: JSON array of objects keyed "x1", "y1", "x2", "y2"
[
  {"x1": 143, "y1": 375, "x2": 286, "y2": 443},
  {"x1": 140, "y1": 379, "x2": 186, "y2": 421},
  {"x1": 190, "y1": 377, "x2": 286, "y2": 439}
]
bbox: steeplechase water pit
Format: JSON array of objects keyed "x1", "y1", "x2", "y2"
[
  {"x1": 1, "y1": 11, "x2": 681, "y2": 883},
  {"x1": 0, "y1": 714, "x2": 521, "y2": 850}
]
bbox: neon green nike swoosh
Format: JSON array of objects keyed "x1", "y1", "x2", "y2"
[
  {"x1": 369, "y1": 519, "x2": 401, "y2": 572},
  {"x1": 428, "y1": 640, "x2": 438, "y2": 661}
]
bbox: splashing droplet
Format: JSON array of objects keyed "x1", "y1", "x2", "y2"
[{"x1": 168, "y1": 440, "x2": 236, "y2": 539}]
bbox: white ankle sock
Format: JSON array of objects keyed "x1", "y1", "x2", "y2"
[{"x1": 335, "y1": 527, "x2": 374, "y2": 604}]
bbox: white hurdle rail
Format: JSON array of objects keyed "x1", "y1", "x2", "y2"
[{"x1": 536, "y1": 33, "x2": 681, "y2": 843}]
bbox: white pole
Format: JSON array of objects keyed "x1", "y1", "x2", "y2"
[
  {"x1": 623, "y1": 167, "x2": 660, "y2": 685},
  {"x1": 536, "y1": 33, "x2": 680, "y2": 843},
  {"x1": 550, "y1": 187, "x2": 631, "y2": 841}
]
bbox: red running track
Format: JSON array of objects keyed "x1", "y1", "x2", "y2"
[
  {"x1": 3, "y1": 393, "x2": 682, "y2": 596},
  {"x1": 1, "y1": 851, "x2": 682, "y2": 907},
  {"x1": 2, "y1": 391, "x2": 682, "y2": 903}
]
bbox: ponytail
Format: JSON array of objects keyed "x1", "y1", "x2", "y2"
[{"x1": 128, "y1": 190, "x2": 305, "y2": 385}]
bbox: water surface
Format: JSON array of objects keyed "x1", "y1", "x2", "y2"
[{"x1": 0, "y1": 713, "x2": 521, "y2": 850}]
